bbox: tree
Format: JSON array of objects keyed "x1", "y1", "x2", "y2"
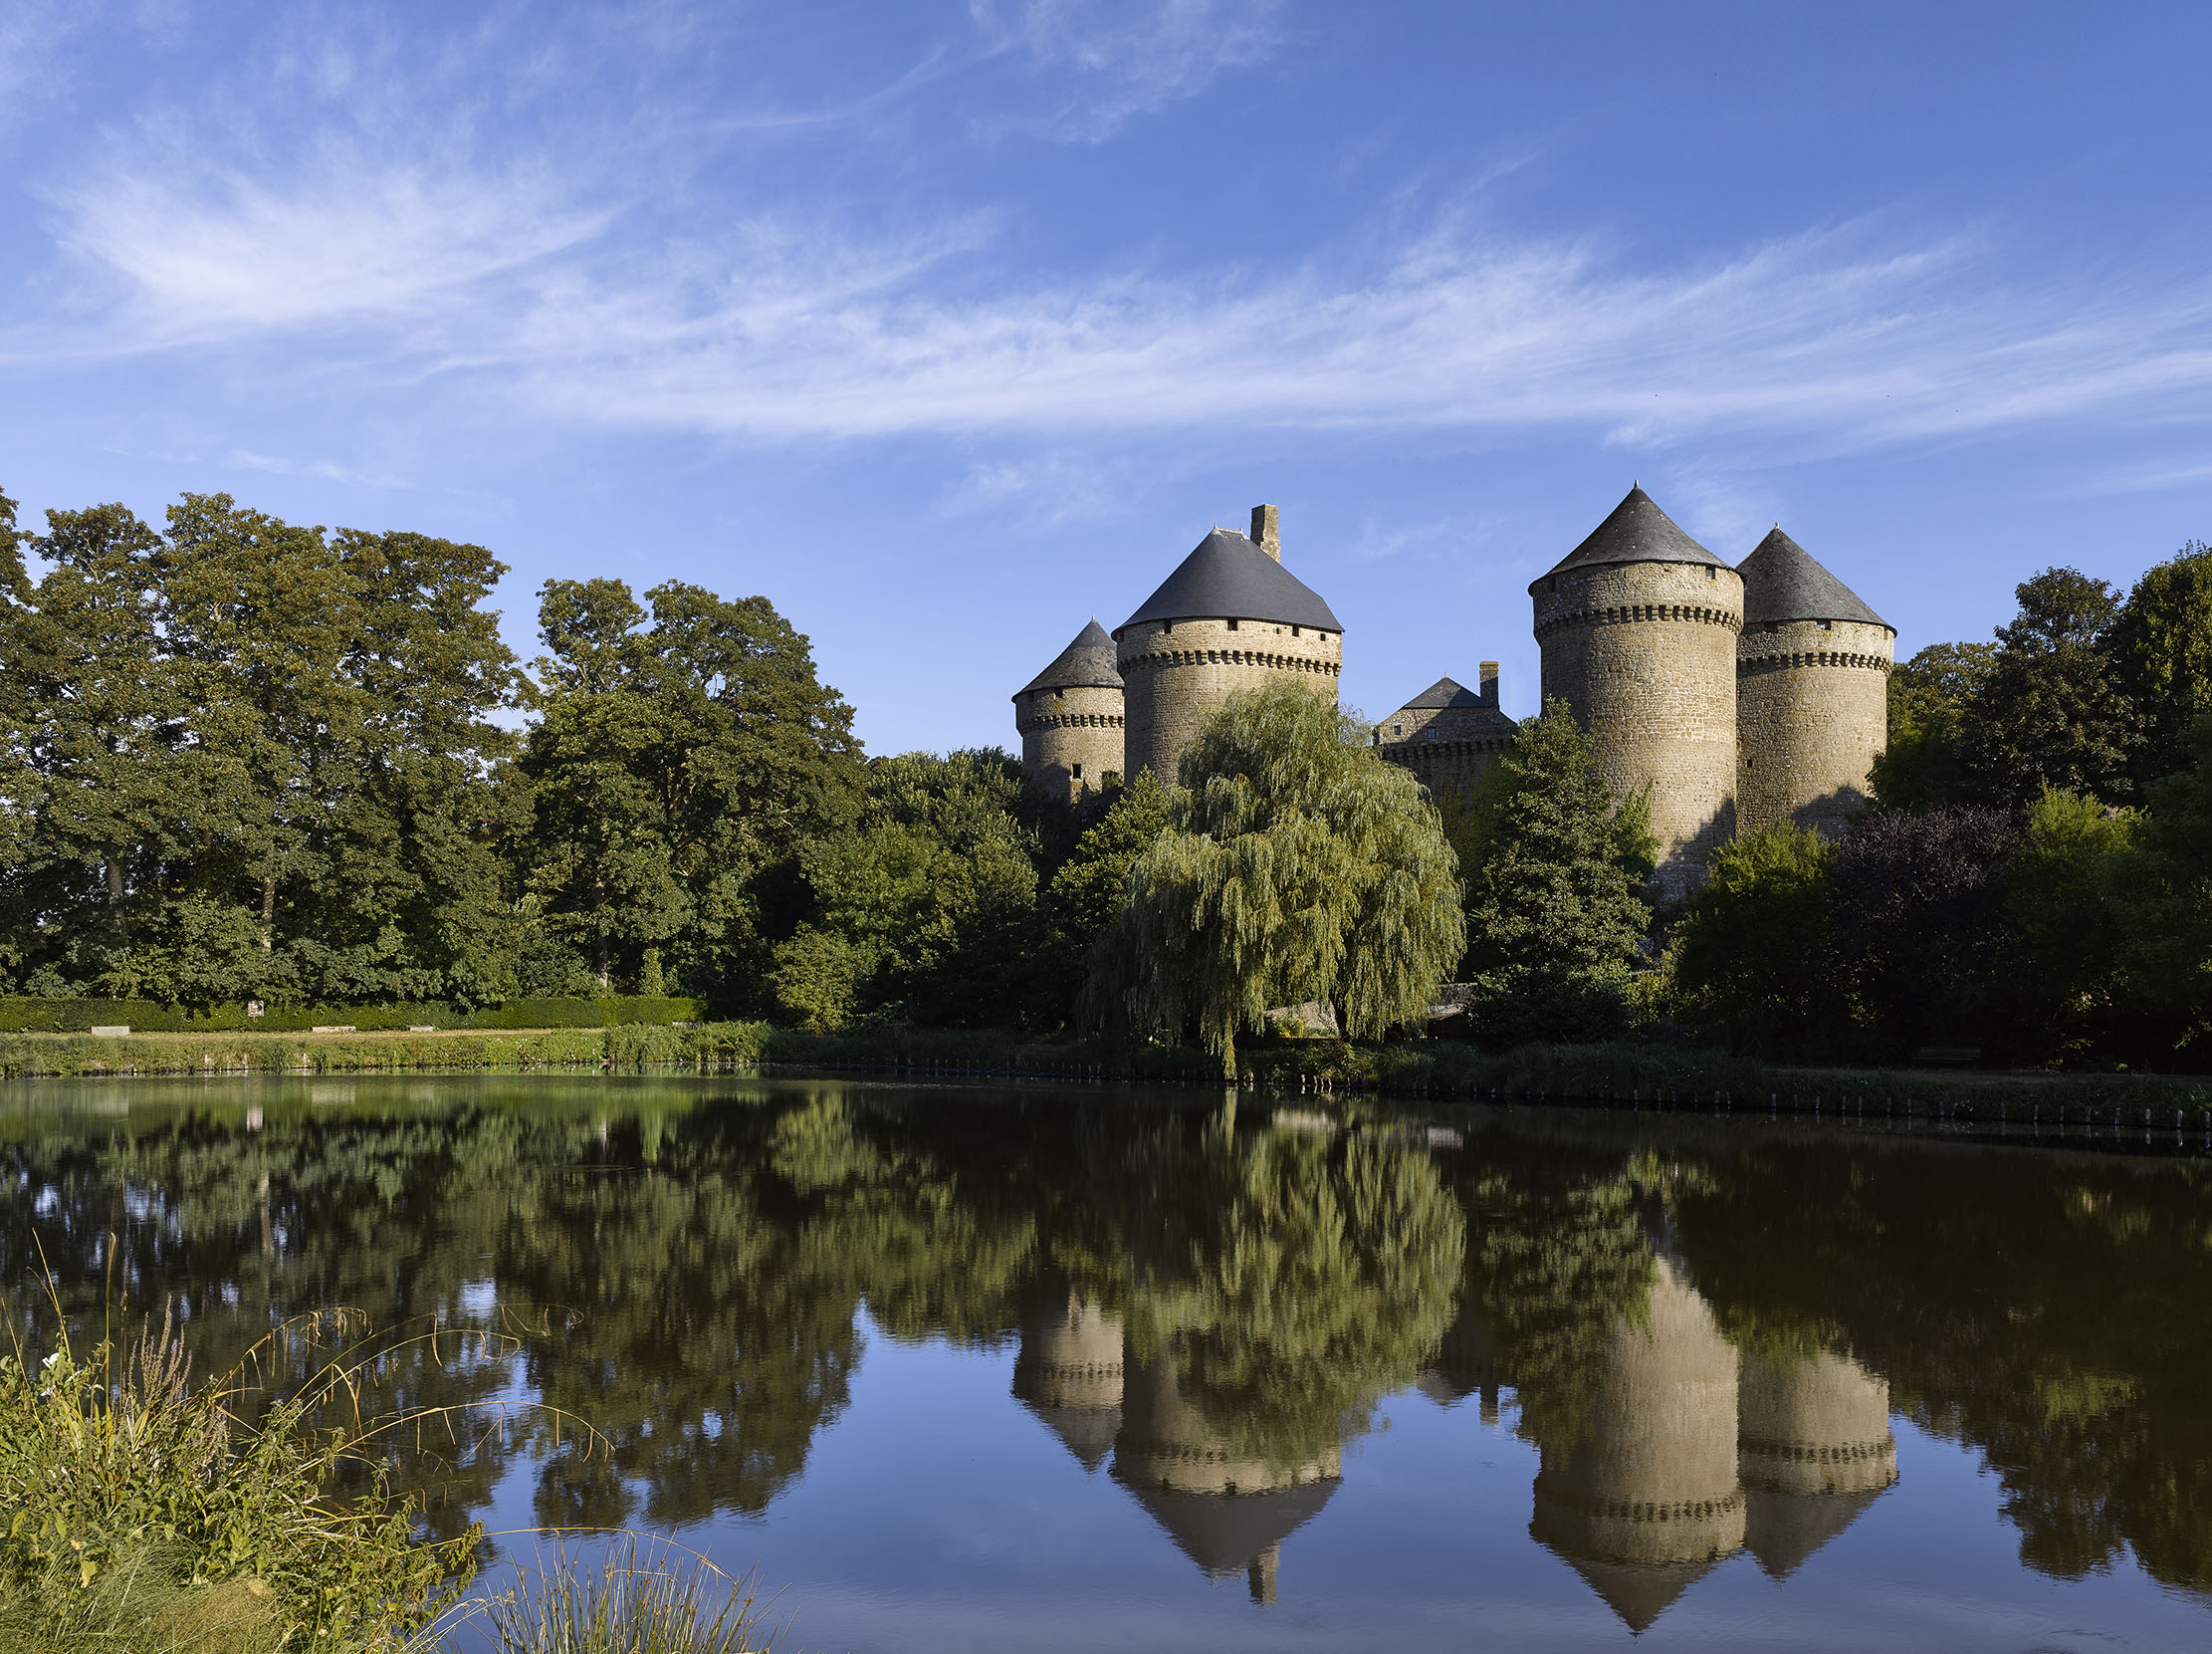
[
  {"x1": 2003, "y1": 787, "x2": 2136, "y2": 1067},
  {"x1": 1666, "y1": 824, "x2": 1842, "y2": 1058},
  {"x1": 2109, "y1": 541, "x2": 2212, "y2": 789},
  {"x1": 1870, "y1": 640, "x2": 1997, "y2": 811},
  {"x1": 774, "y1": 750, "x2": 1042, "y2": 1029},
  {"x1": 2111, "y1": 716, "x2": 2212, "y2": 1065},
  {"x1": 1082, "y1": 679, "x2": 1463, "y2": 1077},
  {"x1": 1453, "y1": 700, "x2": 1654, "y2": 1048},
  {"x1": 1957, "y1": 569, "x2": 2140, "y2": 807},
  {"x1": 1831, "y1": 806, "x2": 2019, "y2": 1061},
  {"x1": 520, "y1": 578, "x2": 864, "y2": 999},
  {"x1": 1028, "y1": 771, "x2": 1172, "y2": 1024}
]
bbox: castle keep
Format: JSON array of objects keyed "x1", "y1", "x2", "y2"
[{"x1": 1014, "y1": 487, "x2": 1892, "y2": 895}]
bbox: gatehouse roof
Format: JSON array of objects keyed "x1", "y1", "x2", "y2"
[
  {"x1": 1118, "y1": 529, "x2": 1342, "y2": 635},
  {"x1": 1737, "y1": 527, "x2": 1892, "y2": 630}
]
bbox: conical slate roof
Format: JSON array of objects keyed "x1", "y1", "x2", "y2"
[
  {"x1": 1743, "y1": 1486, "x2": 1889, "y2": 1580},
  {"x1": 1018, "y1": 1399, "x2": 1121, "y2": 1473},
  {"x1": 1551, "y1": 1553, "x2": 1728, "y2": 1635},
  {"x1": 1016, "y1": 619, "x2": 1123, "y2": 698},
  {"x1": 1737, "y1": 528, "x2": 1891, "y2": 630},
  {"x1": 1118, "y1": 529, "x2": 1342, "y2": 634},
  {"x1": 1116, "y1": 1477, "x2": 1340, "y2": 1577},
  {"x1": 1533, "y1": 486, "x2": 1728, "y2": 589}
]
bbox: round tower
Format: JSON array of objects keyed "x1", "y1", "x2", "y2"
[
  {"x1": 1734, "y1": 528, "x2": 1895, "y2": 838},
  {"x1": 1115, "y1": 505, "x2": 1342, "y2": 785},
  {"x1": 1528, "y1": 1259, "x2": 1745, "y2": 1634},
  {"x1": 1013, "y1": 619, "x2": 1124, "y2": 801},
  {"x1": 1011, "y1": 1293, "x2": 1125, "y2": 1473},
  {"x1": 1530, "y1": 486, "x2": 1743, "y2": 904},
  {"x1": 1738, "y1": 1348, "x2": 1897, "y2": 1579}
]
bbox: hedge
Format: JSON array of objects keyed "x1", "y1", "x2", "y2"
[{"x1": 0, "y1": 996, "x2": 709, "y2": 1034}]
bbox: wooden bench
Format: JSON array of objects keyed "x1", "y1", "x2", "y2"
[{"x1": 1914, "y1": 1046, "x2": 1982, "y2": 1068}]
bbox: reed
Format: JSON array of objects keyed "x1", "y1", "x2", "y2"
[{"x1": 469, "y1": 1542, "x2": 776, "y2": 1654}]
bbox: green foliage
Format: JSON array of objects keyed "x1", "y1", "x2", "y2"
[
  {"x1": 1084, "y1": 681, "x2": 1464, "y2": 1076},
  {"x1": 2003, "y1": 787, "x2": 2137, "y2": 1066},
  {"x1": 478, "y1": 1543, "x2": 774, "y2": 1654},
  {"x1": 1665, "y1": 824, "x2": 1840, "y2": 1056},
  {"x1": 1030, "y1": 771, "x2": 1173, "y2": 1019},
  {"x1": 1870, "y1": 640, "x2": 1996, "y2": 811},
  {"x1": 2110, "y1": 540, "x2": 2212, "y2": 787},
  {"x1": 779, "y1": 750, "x2": 1047, "y2": 1028},
  {"x1": 2111, "y1": 716, "x2": 2212, "y2": 1062},
  {"x1": 520, "y1": 579, "x2": 864, "y2": 1001},
  {"x1": 1455, "y1": 700, "x2": 1653, "y2": 1047},
  {"x1": 0, "y1": 995, "x2": 707, "y2": 1033},
  {"x1": 1956, "y1": 568, "x2": 2141, "y2": 806},
  {"x1": 0, "y1": 1313, "x2": 477, "y2": 1652}
]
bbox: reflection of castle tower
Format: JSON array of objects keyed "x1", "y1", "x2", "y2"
[
  {"x1": 1010, "y1": 1295, "x2": 1126, "y2": 1472},
  {"x1": 1114, "y1": 506, "x2": 1343, "y2": 785},
  {"x1": 1531, "y1": 487, "x2": 1744, "y2": 902},
  {"x1": 1012, "y1": 620, "x2": 1125, "y2": 802},
  {"x1": 1529, "y1": 1259, "x2": 1745, "y2": 1634},
  {"x1": 1738, "y1": 1349, "x2": 1897, "y2": 1578},
  {"x1": 1375, "y1": 665, "x2": 1520, "y2": 812},
  {"x1": 1734, "y1": 528, "x2": 1897, "y2": 838},
  {"x1": 1110, "y1": 1341, "x2": 1341, "y2": 1604}
]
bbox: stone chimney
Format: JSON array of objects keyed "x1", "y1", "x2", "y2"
[
  {"x1": 1250, "y1": 504, "x2": 1280, "y2": 561},
  {"x1": 1480, "y1": 661, "x2": 1500, "y2": 706}
]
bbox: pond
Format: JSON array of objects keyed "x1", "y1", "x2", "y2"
[{"x1": 4, "y1": 1072, "x2": 2210, "y2": 1652}]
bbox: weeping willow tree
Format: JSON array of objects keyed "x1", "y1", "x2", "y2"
[{"x1": 1082, "y1": 680, "x2": 1464, "y2": 1076}]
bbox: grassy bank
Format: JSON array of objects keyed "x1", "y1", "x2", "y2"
[
  {"x1": 758, "y1": 1025, "x2": 2212, "y2": 1128},
  {"x1": 0, "y1": 1022, "x2": 772, "y2": 1078}
]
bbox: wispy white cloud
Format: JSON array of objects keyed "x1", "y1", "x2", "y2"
[
  {"x1": 18, "y1": 68, "x2": 2212, "y2": 473},
  {"x1": 969, "y1": 0, "x2": 1285, "y2": 139}
]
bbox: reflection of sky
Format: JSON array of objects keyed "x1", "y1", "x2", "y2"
[{"x1": 443, "y1": 1314, "x2": 2210, "y2": 1654}]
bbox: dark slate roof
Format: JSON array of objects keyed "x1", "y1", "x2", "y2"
[
  {"x1": 1016, "y1": 618, "x2": 1123, "y2": 698},
  {"x1": 1744, "y1": 1486, "x2": 1890, "y2": 1580},
  {"x1": 1737, "y1": 527, "x2": 1891, "y2": 630},
  {"x1": 1115, "y1": 1477, "x2": 1341, "y2": 1578},
  {"x1": 1531, "y1": 485, "x2": 1728, "y2": 589},
  {"x1": 1403, "y1": 676, "x2": 1483, "y2": 709},
  {"x1": 1118, "y1": 528, "x2": 1342, "y2": 634}
]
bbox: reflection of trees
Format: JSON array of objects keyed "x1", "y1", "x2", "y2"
[
  {"x1": 1114, "y1": 1113, "x2": 1463, "y2": 1474},
  {"x1": 1671, "y1": 1139, "x2": 2212, "y2": 1593}
]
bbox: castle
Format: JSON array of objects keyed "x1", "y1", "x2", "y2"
[{"x1": 1014, "y1": 486, "x2": 1894, "y2": 900}]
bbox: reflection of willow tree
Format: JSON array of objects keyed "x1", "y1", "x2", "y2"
[
  {"x1": 1671, "y1": 1141, "x2": 2212, "y2": 1593},
  {"x1": 1116, "y1": 1111, "x2": 1463, "y2": 1471},
  {"x1": 1458, "y1": 1132, "x2": 1656, "y2": 1452}
]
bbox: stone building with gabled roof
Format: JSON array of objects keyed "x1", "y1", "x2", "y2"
[{"x1": 1375, "y1": 665, "x2": 1520, "y2": 811}]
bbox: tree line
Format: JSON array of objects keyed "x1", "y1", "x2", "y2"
[{"x1": 4, "y1": 479, "x2": 2206, "y2": 1070}]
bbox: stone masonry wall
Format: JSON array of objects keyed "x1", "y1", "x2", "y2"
[
  {"x1": 1378, "y1": 736, "x2": 1512, "y2": 812},
  {"x1": 1016, "y1": 682, "x2": 1126, "y2": 801},
  {"x1": 1118, "y1": 616, "x2": 1340, "y2": 784},
  {"x1": 1533, "y1": 560, "x2": 1743, "y2": 904},
  {"x1": 1735, "y1": 618, "x2": 1893, "y2": 838}
]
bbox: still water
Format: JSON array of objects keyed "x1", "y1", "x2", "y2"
[{"x1": 5, "y1": 1072, "x2": 2210, "y2": 1652}]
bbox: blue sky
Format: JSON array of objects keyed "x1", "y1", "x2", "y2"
[{"x1": 3, "y1": 1, "x2": 2209, "y2": 752}]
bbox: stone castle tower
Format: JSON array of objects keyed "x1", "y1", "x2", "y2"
[
  {"x1": 1375, "y1": 665, "x2": 1520, "y2": 811},
  {"x1": 1012, "y1": 619, "x2": 1125, "y2": 801},
  {"x1": 1527, "y1": 1258, "x2": 1746, "y2": 1634},
  {"x1": 1735, "y1": 528, "x2": 1897, "y2": 838},
  {"x1": 1113, "y1": 505, "x2": 1342, "y2": 784},
  {"x1": 1531, "y1": 486, "x2": 1745, "y2": 902},
  {"x1": 1011, "y1": 1292, "x2": 1126, "y2": 1473},
  {"x1": 1738, "y1": 1347, "x2": 1898, "y2": 1578}
]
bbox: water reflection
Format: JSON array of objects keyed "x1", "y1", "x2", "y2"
[{"x1": 2, "y1": 1076, "x2": 2209, "y2": 1645}]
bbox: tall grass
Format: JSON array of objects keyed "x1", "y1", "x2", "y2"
[
  {"x1": 0, "y1": 1301, "x2": 481, "y2": 1653},
  {"x1": 469, "y1": 1542, "x2": 776, "y2": 1654}
]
